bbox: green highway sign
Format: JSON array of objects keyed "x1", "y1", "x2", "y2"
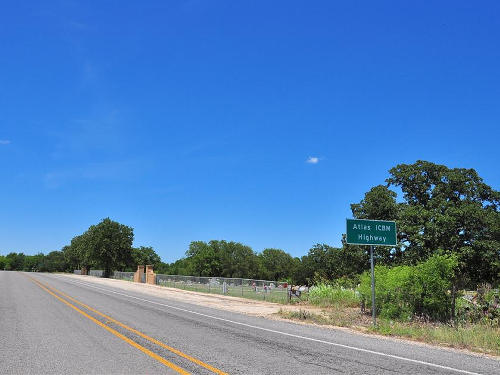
[
  {"x1": 346, "y1": 219, "x2": 397, "y2": 246},
  {"x1": 346, "y1": 218, "x2": 397, "y2": 327}
]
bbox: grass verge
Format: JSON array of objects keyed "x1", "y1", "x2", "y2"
[
  {"x1": 370, "y1": 320, "x2": 500, "y2": 356},
  {"x1": 278, "y1": 308, "x2": 500, "y2": 356}
]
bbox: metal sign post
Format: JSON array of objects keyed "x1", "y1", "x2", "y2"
[
  {"x1": 370, "y1": 245, "x2": 376, "y2": 326},
  {"x1": 346, "y1": 218, "x2": 397, "y2": 327}
]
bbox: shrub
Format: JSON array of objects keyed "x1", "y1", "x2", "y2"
[
  {"x1": 412, "y1": 253, "x2": 458, "y2": 320},
  {"x1": 359, "y1": 264, "x2": 414, "y2": 320},
  {"x1": 308, "y1": 283, "x2": 359, "y2": 307},
  {"x1": 359, "y1": 254, "x2": 458, "y2": 321}
]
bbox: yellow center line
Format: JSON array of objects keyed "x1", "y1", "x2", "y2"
[
  {"x1": 27, "y1": 276, "x2": 190, "y2": 375},
  {"x1": 32, "y1": 276, "x2": 228, "y2": 375}
]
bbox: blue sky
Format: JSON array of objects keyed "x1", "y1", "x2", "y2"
[{"x1": 1, "y1": 1, "x2": 499, "y2": 262}]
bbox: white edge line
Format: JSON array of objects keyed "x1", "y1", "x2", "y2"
[{"x1": 47, "y1": 275, "x2": 484, "y2": 375}]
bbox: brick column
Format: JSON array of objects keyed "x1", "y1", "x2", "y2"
[
  {"x1": 145, "y1": 265, "x2": 156, "y2": 285},
  {"x1": 133, "y1": 265, "x2": 145, "y2": 283}
]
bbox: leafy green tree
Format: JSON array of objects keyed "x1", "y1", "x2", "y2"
[
  {"x1": 39, "y1": 251, "x2": 67, "y2": 272},
  {"x1": 131, "y1": 246, "x2": 161, "y2": 269},
  {"x1": 67, "y1": 232, "x2": 93, "y2": 271},
  {"x1": 217, "y1": 240, "x2": 259, "y2": 278},
  {"x1": 386, "y1": 161, "x2": 500, "y2": 286},
  {"x1": 182, "y1": 240, "x2": 259, "y2": 278},
  {"x1": 295, "y1": 245, "x2": 330, "y2": 284},
  {"x1": 167, "y1": 258, "x2": 193, "y2": 275},
  {"x1": 63, "y1": 243, "x2": 81, "y2": 271},
  {"x1": 23, "y1": 253, "x2": 45, "y2": 271},
  {"x1": 351, "y1": 185, "x2": 399, "y2": 221},
  {"x1": 185, "y1": 241, "x2": 221, "y2": 276},
  {"x1": 335, "y1": 242, "x2": 369, "y2": 280},
  {"x1": 87, "y1": 218, "x2": 134, "y2": 277},
  {"x1": 296, "y1": 244, "x2": 368, "y2": 285},
  {"x1": 154, "y1": 261, "x2": 171, "y2": 274},
  {"x1": 258, "y1": 248, "x2": 298, "y2": 281},
  {"x1": 5, "y1": 252, "x2": 25, "y2": 271}
]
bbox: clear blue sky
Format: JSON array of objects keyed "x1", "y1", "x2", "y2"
[{"x1": 1, "y1": 1, "x2": 499, "y2": 262}]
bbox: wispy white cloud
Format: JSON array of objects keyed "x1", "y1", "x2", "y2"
[
  {"x1": 306, "y1": 156, "x2": 320, "y2": 164},
  {"x1": 0, "y1": 140, "x2": 11, "y2": 145}
]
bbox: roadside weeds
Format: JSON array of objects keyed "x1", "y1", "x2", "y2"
[{"x1": 276, "y1": 307, "x2": 500, "y2": 357}]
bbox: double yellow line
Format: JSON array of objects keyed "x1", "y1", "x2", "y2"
[{"x1": 28, "y1": 276, "x2": 227, "y2": 375}]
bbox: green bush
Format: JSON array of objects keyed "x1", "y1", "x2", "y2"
[
  {"x1": 309, "y1": 283, "x2": 360, "y2": 307},
  {"x1": 359, "y1": 254, "x2": 458, "y2": 321},
  {"x1": 359, "y1": 265, "x2": 414, "y2": 320},
  {"x1": 412, "y1": 253, "x2": 458, "y2": 320}
]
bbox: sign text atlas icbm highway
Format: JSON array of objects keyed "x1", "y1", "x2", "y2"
[{"x1": 346, "y1": 219, "x2": 397, "y2": 246}]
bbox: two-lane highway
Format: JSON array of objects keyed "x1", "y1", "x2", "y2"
[{"x1": 1, "y1": 271, "x2": 498, "y2": 374}]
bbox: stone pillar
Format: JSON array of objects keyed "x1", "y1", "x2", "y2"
[
  {"x1": 145, "y1": 265, "x2": 156, "y2": 285},
  {"x1": 133, "y1": 265, "x2": 145, "y2": 283},
  {"x1": 81, "y1": 267, "x2": 88, "y2": 276}
]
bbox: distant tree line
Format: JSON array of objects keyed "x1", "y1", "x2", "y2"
[
  {"x1": 1, "y1": 161, "x2": 498, "y2": 289},
  {"x1": 0, "y1": 251, "x2": 68, "y2": 273}
]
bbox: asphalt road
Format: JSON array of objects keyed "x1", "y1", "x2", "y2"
[{"x1": 0, "y1": 271, "x2": 498, "y2": 374}]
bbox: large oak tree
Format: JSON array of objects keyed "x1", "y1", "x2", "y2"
[
  {"x1": 86, "y1": 218, "x2": 134, "y2": 277},
  {"x1": 352, "y1": 160, "x2": 499, "y2": 287}
]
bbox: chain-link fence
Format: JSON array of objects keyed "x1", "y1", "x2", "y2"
[
  {"x1": 112, "y1": 271, "x2": 135, "y2": 281},
  {"x1": 88, "y1": 269, "x2": 104, "y2": 277},
  {"x1": 154, "y1": 274, "x2": 291, "y2": 303},
  {"x1": 78, "y1": 270, "x2": 134, "y2": 281},
  {"x1": 75, "y1": 270, "x2": 300, "y2": 303}
]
